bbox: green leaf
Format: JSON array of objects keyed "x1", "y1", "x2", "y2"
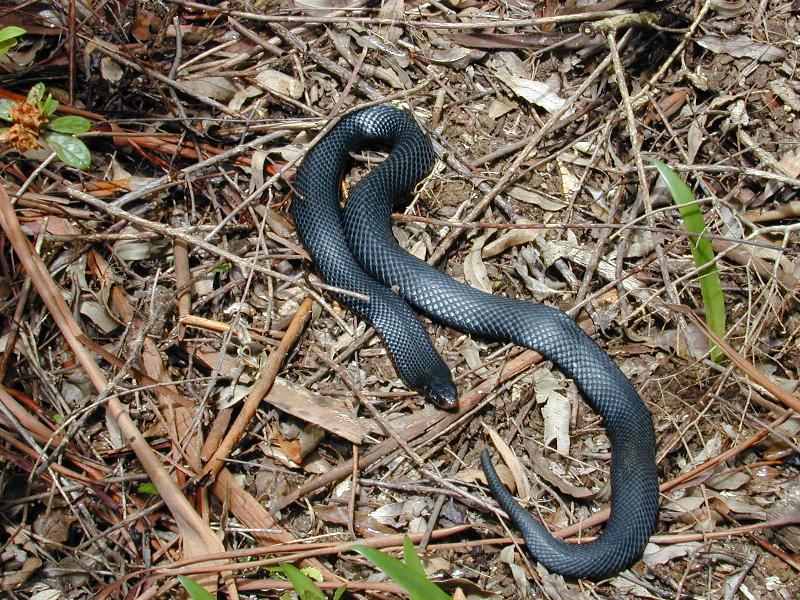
[
  {"x1": 27, "y1": 82, "x2": 45, "y2": 104},
  {"x1": 402, "y1": 536, "x2": 427, "y2": 578},
  {"x1": 280, "y1": 563, "x2": 326, "y2": 600},
  {"x1": 177, "y1": 576, "x2": 216, "y2": 600},
  {"x1": 137, "y1": 482, "x2": 159, "y2": 496},
  {"x1": 42, "y1": 96, "x2": 59, "y2": 116},
  {"x1": 0, "y1": 26, "x2": 26, "y2": 44},
  {"x1": 653, "y1": 159, "x2": 726, "y2": 362},
  {"x1": 0, "y1": 40, "x2": 16, "y2": 56},
  {"x1": 299, "y1": 566, "x2": 323, "y2": 582},
  {"x1": 44, "y1": 132, "x2": 92, "y2": 169},
  {"x1": 353, "y1": 545, "x2": 451, "y2": 600},
  {"x1": 332, "y1": 587, "x2": 346, "y2": 600},
  {"x1": 0, "y1": 26, "x2": 25, "y2": 57},
  {"x1": 48, "y1": 115, "x2": 91, "y2": 134},
  {"x1": 0, "y1": 99, "x2": 16, "y2": 121}
]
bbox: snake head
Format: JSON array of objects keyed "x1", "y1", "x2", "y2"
[{"x1": 422, "y1": 378, "x2": 458, "y2": 410}]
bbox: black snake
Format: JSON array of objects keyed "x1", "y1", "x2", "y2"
[{"x1": 291, "y1": 104, "x2": 658, "y2": 579}]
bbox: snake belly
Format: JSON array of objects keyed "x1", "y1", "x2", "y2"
[{"x1": 291, "y1": 104, "x2": 659, "y2": 579}]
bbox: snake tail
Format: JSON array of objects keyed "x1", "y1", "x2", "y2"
[{"x1": 292, "y1": 104, "x2": 659, "y2": 578}]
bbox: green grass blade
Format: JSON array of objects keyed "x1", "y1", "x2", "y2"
[
  {"x1": 177, "y1": 576, "x2": 216, "y2": 600},
  {"x1": 280, "y1": 563, "x2": 326, "y2": 600},
  {"x1": 402, "y1": 536, "x2": 427, "y2": 578},
  {"x1": 353, "y1": 545, "x2": 451, "y2": 600},
  {"x1": 653, "y1": 159, "x2": 726, "y2": 361}
]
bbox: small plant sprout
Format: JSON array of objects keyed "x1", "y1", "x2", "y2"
[
  {"x1": 0, "y1": 82, "x2": 93, "y2": 169},
  {"x1": 654, "y1": 159, "x2": 726, "y2": 362}
]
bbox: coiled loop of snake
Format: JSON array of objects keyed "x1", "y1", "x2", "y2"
[{"x1": 291, "y1": 105, "x2": 658, "y2": 579}]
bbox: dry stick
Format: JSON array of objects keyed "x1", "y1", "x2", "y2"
[
  {"x1": 419, "y1": 441, "x2": 469, "y2": 552},
  {"x1": 181, "y1": 1, "x2": 627, "y2": 29},
  {"x1": 710, "y1": 238, "x2": 798, "y2": 290},
  {"x1": 158, "y1": 512, "x2": 800, "y2": 581},
  {"x1": 87, "y1": 37, "x2": 242, "y2": 118},
  {"x1": 315, "y1": 349, "x2": 428, "y2": 468},
  {"x1": 328, "y1": 43, "x2": 369, "y2": 119},
  {"x1": 607, "y1": 31, "x2": 680, "y2": 309},
  {"x1": 744, "y1": 527, "x2": 800, "y2": 573},
  {"x1": 429, "y1": 32, "x2": 628, "y2": 266},
  {"x1": 627, "y1": 0, "x2": 713, "y2": 111},
  {"x1": 236, "y1": 579, "x2": 407, "y2": 595},
  {"x1": 391, "y1": 214, "x2": 789, "y2": 253},
  {"x1": 0, "y1": 387, "x2": 60, "y2": 443},
  {"x1": 227, "y1": 18, "x2": 284, "y2": 56},
  {"x1": 199, "y1": 296, "x2": 314, "y2": 481},
  {"x1": 271, "y1": 24, "x2": 622, "y2": 386},
  {"x1": 77, "y1": 336, "x2": 192, "y2": 408},
  {"x1": 746, "y1": 199, "x2": 800, "y2": 222},
  {"x1": 108, "y1": 128, "x2": 290, "y2": 210},
  {"x1": 67, "y1": 188, "x2": 294, "y2": 282},
  {"x1": 348, "y1": 443, "x2": 359, "y2": 540},
  {"x1": 469, "y1": 95, "x2": 610, "y2": 167},
  {"x1": 574, "y1": 182, "x2": 622, "y2": 309},
  {"x1": 529, "y1": 408, "x2": 795, "y2": 548},
  {"x1": 158, "y1": 525, "x2": 474, "y2": 577},
  {"x1": 173, "y1": 236, "x2": 192, "y2": 341},
  {"x1": 678, "y1": 309, "x2": 800, "y2": 413},
  {"x1": 0, "y1": 429, "x2": 99, "y2": 488},
  {"x1": 272, "y1": 349, "x2": 541, "y2": 512},
  {"x1": 0, "y1": 246, "x2": 37, "y2": 382},
  {"x1": 145, "y1": 513, "x2": 794, "y2": 575},
  {"x1": 0, "y1": 187, "x2": 231, "y2": 590},
  {"x1": 81, "y1": 317, "x2": 341, "y2": 580}
]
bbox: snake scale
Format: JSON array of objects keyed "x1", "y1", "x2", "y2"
[{"x1": 291, "y1": 105, "x2": 658, "y2": 579}]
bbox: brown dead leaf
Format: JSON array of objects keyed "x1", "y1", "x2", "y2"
[
  {"x1": 133, "y1": 9, "x2": 161, "y2": 42},
  {"x1": 706, "y1": 470, "x2": 750, "y2": 491},
  {"x1": 483, "y1": 425, "x2": 531, "y2": 499},
  {"x1": 642, "y1": 541, "x2": 702, "y2": 566},
  {"x1": 463, "y1": 235, "x2": 493, "y2": 293},
  {"x1": 695, "y1": 34, "x2": 787, "y2": 62},
  {"x1": 263, "y1": 378, "x2": 365, "y2": 444},
  {"x1": 481, "y1": 226, "x2": 542, "y2": 258},
  {"x1": 430, "y1": 46, "x2": 486, "y2": 69},
  {"x1": 33, "y1": 508, "x2": 74, "y2": 544},
  {"x1": 521, "y1": 438, "x2": 595, "y2": 500},
  {"x1": 0, "y1": 556, "x2": 42, "y2": 592},
  {"x1": 315, "y1": 504, "x2": 394, "y2": 536}
]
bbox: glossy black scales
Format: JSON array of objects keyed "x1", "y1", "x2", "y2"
[{"x1": 291, "y1": 104, "x2": 659, "y2": 579}]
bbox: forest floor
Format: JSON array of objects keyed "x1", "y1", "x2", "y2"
[{"x1": 1, "y1": 1, "x2": 799, "y2": 598}]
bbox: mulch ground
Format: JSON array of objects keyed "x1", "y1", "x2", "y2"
[{"x1": 1, "y1": 1, "x2": 799, "y2": 598}]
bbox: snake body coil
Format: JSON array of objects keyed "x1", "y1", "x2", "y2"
[{"x1": 292, "y1": 105, "x2": 659, "y2": 579}]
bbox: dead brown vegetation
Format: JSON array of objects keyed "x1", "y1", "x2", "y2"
[{"x1": 1, "y1": 1, "x2": 799, "y2": 598}]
